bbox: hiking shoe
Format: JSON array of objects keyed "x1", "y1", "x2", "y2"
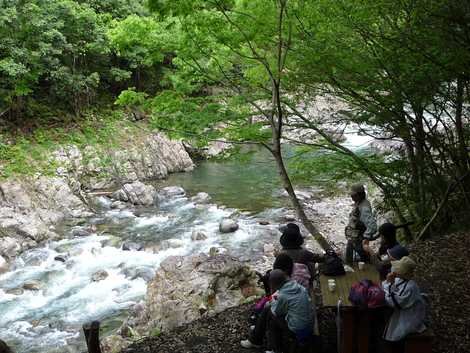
[{"x1": 241, "y1": 339, "x2": 262, "y2": 349}]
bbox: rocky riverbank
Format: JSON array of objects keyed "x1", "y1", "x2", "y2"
[
  {"x1": 119, "y1": 230, "x2": 470, "y2": 353},
  {"x1": 0, "y1": 132, "x2": 194, "y2": 272}
]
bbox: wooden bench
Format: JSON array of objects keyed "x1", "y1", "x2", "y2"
[{"x1": 404, "y1": 329, "x2": 434, "y2": 353}]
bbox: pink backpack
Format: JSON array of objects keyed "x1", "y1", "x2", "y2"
[
  {"x1": 292, "y1": 263, "x2": 311, "y2": 289},
  {"x1": 349, "y1": 279, "x2": 385, "y2": 308}
]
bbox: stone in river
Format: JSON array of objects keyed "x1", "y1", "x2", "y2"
[
  {"x1": 122, "y1": 242, "x2": 144, "y2": 251},
  {"x1": 72, "y1": 228, "x2": 91, "y2": 237},
  {"x1": 219, "y1": 218, "x2": 239, "y2": 233},
  {"x1": 159, "y1": 186, "x2": 186, "y2": 197},
  {"x1": 191, "y1": 231, "x2": 208, "y2": 241},
  {"x1": 191, "y1": 192, "x2": 211, "y2": 203},
  {"x1": 5, "y1": 287, "x2": 24, "y2": 295},
  {"x1": 91, "y1": 270, "x2": 109, "y2": 282},
  {"x1": 54, "y1": 255, "x2": 67, "y2": 262},
  {"x1": 23, "y1": 280, "x2": 41, "y2": 291}
]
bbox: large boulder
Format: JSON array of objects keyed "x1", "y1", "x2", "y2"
[
  {"x1": 219, "y1": 218, "x2": 239, "y2": 233},
  {"x1": 132, "y1": 253, "x2": 262, "y2": 334},
  {"x1": 113, "y1": 181, "x2": 157, "y2": 206}
]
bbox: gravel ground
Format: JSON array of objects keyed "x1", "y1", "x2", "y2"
[
  {"x1": 122, "y1": 230, "x2": 470, "y2": 353},
  {"x1": 409, "y1": 231, "x2": 470, "y2": 353},
  {"x1": 122, "y1": 304, "x2": 336, "y2": 353}
]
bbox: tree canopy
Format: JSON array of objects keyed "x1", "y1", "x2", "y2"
[{"x1": 0, "y1": 0, "x2": 468, "y2": 239}]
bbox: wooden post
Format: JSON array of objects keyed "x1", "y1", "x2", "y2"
[
  {"x1": 83, "y1": 321, "x2": 102, "y2": 353},
  {"x1": 340, "y1": 308, "x2": 355, "y2": 353},
  {"x1": 357, "y1": 310, "x2": 370, "y2": 353}
]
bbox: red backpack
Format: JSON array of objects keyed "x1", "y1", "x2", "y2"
[{"x1": 349, "y1": 279, "x2": 385, "y2": 308}]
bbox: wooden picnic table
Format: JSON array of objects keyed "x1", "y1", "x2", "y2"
[{"x1": 319, "y1": 264, "x2": 380, "y2": 353}]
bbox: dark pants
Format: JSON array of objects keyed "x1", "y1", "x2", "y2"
[
  {"x1": 379, "y1": 339, "x2": 405, "y2": 353},
  {"x1": 267, "y1": 311, "x2": 297, "y2": 352},
  {"x1": 250, "y1": 305, "x2": 270, "y2": 345},
  {"x1": 345, "y1": 237, "x2": 370, "y2": 264}
]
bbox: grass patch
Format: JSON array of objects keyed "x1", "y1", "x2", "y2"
[{"x1": 0, "y1": 108, "x2": 146, "y2": 179}]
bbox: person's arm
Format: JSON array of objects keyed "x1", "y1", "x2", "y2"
[
  {"x1": 303, "y1": 249, "x2": 325, "y2": 263},
  {"x1": 384, "y1": 278, "x2": 416, "y2": 309},
  {"x1": 360, "y1": 205, "x2": 378, "y2": 240},
  {"x1": 271, "y1": 294, "x2": 287, "y2": 317}
]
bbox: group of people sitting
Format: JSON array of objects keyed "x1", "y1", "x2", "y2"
[{"x1": 240, "y1": 184, "x2": 427, "y2": 353}]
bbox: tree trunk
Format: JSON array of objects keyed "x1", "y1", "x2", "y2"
[
  {"x1": 270, "y1": 147, "x2": 331, "y2": 251},
  {"x1": 455, "y1": 77, "x2": 469, "y2": 173}
]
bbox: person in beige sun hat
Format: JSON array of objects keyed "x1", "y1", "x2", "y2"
[
  {"x1": 390, "y1": 256, "x2": 416, "y2": 279},
  {"x1": 381, "y1": 256, "x2": 427, "y2": 352}
]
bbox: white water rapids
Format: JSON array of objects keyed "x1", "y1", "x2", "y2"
[{"x1": 0, "y1": 192, "x2": 286, "y2": 353}]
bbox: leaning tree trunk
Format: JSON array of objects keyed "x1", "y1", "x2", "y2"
[
  {"x1": 270, "y1": 145, "x2": 332, "y2": 251},
  {"x1": 270, "y1": 73, "x2": 331, "y2": 250}
]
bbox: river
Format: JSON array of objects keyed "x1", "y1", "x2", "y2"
[{"x1": 0, "y1": 131, "x2": 374, "y2": 353}]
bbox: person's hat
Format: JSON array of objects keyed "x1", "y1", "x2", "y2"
[
  {"x1": 391, "y1": 256, "x2": 416, "y2": 277},
  {"x1": 350, "y1": 183, "x2": 365, "y2": 195},
  {"x1": 387, "y1": 244, "x2": 409, "y2": 260},
  {"x1": 279, "y1": 223, "x2": 304, "y2": 249},
  {"x1": 379, "y1": 223, "x2": 396, "y2": 237}
]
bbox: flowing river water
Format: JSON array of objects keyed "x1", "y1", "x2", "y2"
[{"x1": 0, "y1": 132, "x2": 373, "y2": 353}]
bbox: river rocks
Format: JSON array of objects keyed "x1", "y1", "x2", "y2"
[
  {"x1": 91, "y1": 270, "x2": 109, "y2": 282},
  {"x1": 0, "y1": 177, "x2": 87, "y2": 256},
  {"x1": 5, "y1": 287, "x2": 24, "y2": 295},
  {"x1": 54, "y1": 255, "x2": 67, "y2": 263},
  {"x1": 283, "y1": 214, "x2": 297, "y2": 222},
  {"x1": 110, "y1": 201, "x2": 126, "y2": 209},
  {"x1": 0, "y1": 236, "x2": 20, "y2": 258},
  {"x1": 71, "y1": 227, "x2": 93, "y2": 237},
  {"x1": 113, "y1": 181, "x2": 157, "y2": 206},
  {"x1": 191, "y1": 231, "x2": 208, "y2": 241},
  {"x1": 101, "y1": 334, "x2": 130, "y2": 353},
  {"x1": 219, "y1": 219, "x2": 239, "y2": 233},
  {"x1": 122, "y1": 242, "x2": 144, "y2": 251},
  {"x1": 23, "y1": 280, "x2": 41, "y2": 291},
  {"x1": 0, "y1": 255, "x2": 8, "y2": 273},
  {"x1": 130, "y1": 253, "x2": 262, "y2": 335},
  {"x1": 159, "y1": 186, "x2": 186, "y2": 198},
  {"x1": 191, "y1": 192, "x2": 211, "y2": 203},
  {"x1": 122, "y1": 267, "x2": 156, "y2": 282},
  {"x1": 263, "y1": 243, "x2": 275, "y2": 255}
]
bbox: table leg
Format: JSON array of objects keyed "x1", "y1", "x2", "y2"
[
  {"x1": 357, "y1": 310, "x2": 370, "y2": 353},
  {"x1": 341, "y1": 309, "x2": 355, "y2": 353}
]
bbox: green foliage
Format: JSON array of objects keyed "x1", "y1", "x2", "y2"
[
  {"x1": 150, "y1": 327, "x2": 161, "y2": 337},
  {"x1": 0, "y1": 109, "x2": 130, "y2": 178},
  {"x1": 0, "y1": 0, "x2": 157, "y2": 120},
  {"x1": 108, "y1": 15, "x2": 164, "y2": 68}
]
